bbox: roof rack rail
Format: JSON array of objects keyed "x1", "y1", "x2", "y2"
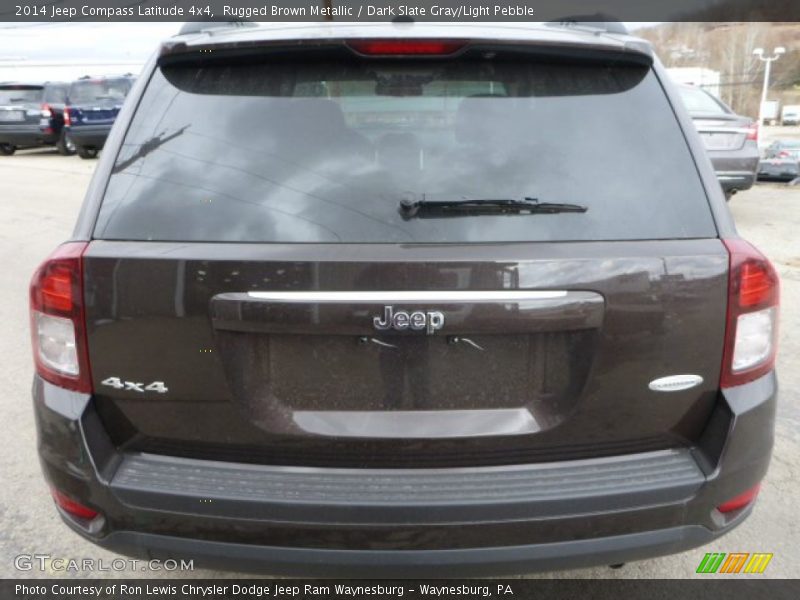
[
  {"x1": 546, "y1": 15, "x2": 628, "y2": 35},
  {"x1": 178, "y1": 20, "x2": 258, "y2": 36}
]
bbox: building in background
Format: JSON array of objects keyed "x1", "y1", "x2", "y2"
[
  {"x1": 640, "y1": 22, "x2": 800, "y2": 119},
  {"x1": 666, "y1": 67, "x2": 722, "y2": 97},
  {"x1": 0, "y1": 59, "x2": 143, "y2": 83}
]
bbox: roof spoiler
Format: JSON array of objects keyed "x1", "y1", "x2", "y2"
[
  {"x1": 546, "y1": 15, "x2": 628, "y2": 35},
  {"x1": 177, "y1": 20, "x2": 258, "y2": 36}
]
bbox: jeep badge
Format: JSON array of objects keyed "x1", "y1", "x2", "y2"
[{"x1": 373, "y1": 306, "x2": 445, "y2": 335}]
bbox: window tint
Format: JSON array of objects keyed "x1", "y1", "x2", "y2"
[
  {"x1": 95, "y1": 56, "x2": 716, "y2": 243},
  {"x1": 69, "y1": 78, "x2": 131, "y2": 104},
  {"x1": 0, "y1": 85, "x2": 43, "y2": 105},
  {"x1": 43, "y1": 84, "x2": 67, "y2": 104},
  {"x1": 678, "y1": 86, "x2": 728, "y2": 115}
]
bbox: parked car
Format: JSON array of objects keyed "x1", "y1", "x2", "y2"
[
  {"x1": 763, "y1": 138, "x2": 800, "y2": 161},
  {"x1": 758, "y1": 139, "x2": 800, "y2": 181},
  {"x1": 31, "y1": 21, "x2": 778, "y2": 577},
  {"x1": 676, "y1": 84, "x2": 759, "y2": 199},
  {"x1": 65, "y1": 75, "x2": 135, "y2": 159},
  {"x1": 0, "y1": 82, "x2": 74, "y2": 155},
  {"x1": 781, "y1": 104, "x2": 800, "y2": 126},
  {"x1": 758, "y1": 157, "x2": 799, "y2": 181}
]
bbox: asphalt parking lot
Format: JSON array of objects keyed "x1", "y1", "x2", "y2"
[{"x1": 1, "y1": 145, "x2": 798, "y2": 579}]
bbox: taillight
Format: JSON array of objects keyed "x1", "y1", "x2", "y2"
[
  {"x1": 40, "y1": 103, "x2": 52, "y2": 118},
  {"x1": 745, "y1": 121, "x2": 758, "y2": 142},
  {"x1": 30, "y1": 242, "x2": 92, "y2": 393},
  {"x1": 347, "y1": 39, "x2": 467, "y2": 56},
  {"x1": 63, "y1": 107, "x2": 71, "y2": 127},
  {"x1": 720, "y1": 239, "x2": 779, "y2": 388},
  {"x1": 778, "y1": 150, "x2": 790, "y2": 158},
  {"x1": 717, "y1": 483, "x2": 761, "y2": 513},
  {"x1": 50, "y1": 487, "x2": 99, "y2": 520}
]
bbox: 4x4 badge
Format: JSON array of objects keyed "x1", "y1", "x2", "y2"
[{"x1": 373, "y1": 306, "x2": 444, "y2": 335}]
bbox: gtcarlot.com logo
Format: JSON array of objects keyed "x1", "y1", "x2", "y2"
[
  {"x1": 14, "y1": 554, "x2": 194, "y2": 572},
  {"x1": 696, "y1": 552, "x2": 773, "y2": 574}
]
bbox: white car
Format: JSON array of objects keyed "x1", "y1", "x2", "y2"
[{"x1": 781, "y1": 105, "x2": 800, "y2": 126}]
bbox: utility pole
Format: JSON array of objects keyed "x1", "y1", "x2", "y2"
[{"x1": 753, "y1": 46, "x2": 786, "y2": 125}]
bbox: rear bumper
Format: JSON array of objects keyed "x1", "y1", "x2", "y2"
[
  {"x1": 716, "y1": 171, "x2": 757, "y2": 192},
  {"x1": 758, "y1": 161, "x2": 799, "y2": 181},
  {"x1": 34, "y1": 373, "x2": 776, "y2": 576},
  {"x1": 67, "y1": 124, "x2": 112, "y2": 149},
  {"x1": 709, "y1": 147, "x2": 759, "y2": 193},
  {"x1": 91, "y1": 525, "x2": 730, "y2": 577},
  {"x1": 0, "y1": 123, "x2": 57, "y2": 146}
]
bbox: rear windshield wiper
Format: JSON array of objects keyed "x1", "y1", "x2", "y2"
[
  {"x1": 111, "y1": 124, "x2": 190, "y2": 174},
  {"x1": 399, "y1": 196, "x2": 588, "y2": 219}
]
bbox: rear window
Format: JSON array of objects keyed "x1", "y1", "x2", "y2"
[
  {"x1": 43, "y1": 84, "x2": 68, "y2": 104},
  {"x1": 0, "y1": 85, "x2": 43, "y2": 105},
  {"x1": 94, "y1": 54, "x2": 716, "y2": 243},
  {"x1": 69, "y1": 78, "x2": 131, "y2": 104},
  {"x1": 678, "y1": 86, "x2": 728, "y2": 115}
]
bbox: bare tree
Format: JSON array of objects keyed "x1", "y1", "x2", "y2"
[{"x1": 639, "y1": 22, "x2": 798, "y2": 117}]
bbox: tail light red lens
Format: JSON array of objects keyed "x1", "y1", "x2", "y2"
[
  {"x1": 778, "y1": 150, "x2": 790, "y2": 158},
  {"x1": 746, "y1": 122, "x2": 758, "y2": 142},
  {"x1": 63, "y1": 107, "x2": 71, "y2": 127},
  {"x1": 30, "y1": 242, "x2": 92, "y2": 393},
  {"x1": 51, "y1": 487, "x2": 99, "y2": 520},
  {"x1": 738, "y1": 261, "x2": 775, "y2": 308},
  {"x1": 720, "y1": 239, "x2": 779, "y2": 388},
  {"x1": 717, "y1": 483, "x2": 761, "y2": 513},
  {"x1": 347, "y1": 40, "x2": 467, "y2": 56},
  {"x1": 38, "y1": 263, "x2": 74, "y2": 313}
]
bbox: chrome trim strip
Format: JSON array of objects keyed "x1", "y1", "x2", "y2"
[
  {"x1": 247, "y1": 290, "x2": 568, "y2": 303},
  {"x1": 648, "y1": 374, "x2": 704, "y2": 393},
  {"x1": 697, "y1": 128, "x2": 751, "y2": 134},
  {"x1": 293, "y1": 409, "x2": 540, "y2": 438}
]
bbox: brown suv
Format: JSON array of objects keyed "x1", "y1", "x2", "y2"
[{"x1": 30, "y1": 21, "x2": 779, "y2": 576}]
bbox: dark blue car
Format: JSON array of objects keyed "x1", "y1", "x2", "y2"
[{"x1": 65, "y1": 75, "x2": 135, "y2": 159}]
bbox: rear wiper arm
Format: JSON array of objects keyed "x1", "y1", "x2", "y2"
[{"x1": 399, "y1": 196, "x2": 588, "y2": 219}]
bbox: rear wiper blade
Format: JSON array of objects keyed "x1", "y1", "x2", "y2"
[
  {"x1": 111, "y1": 124, "x2": 190, "y2": 174},
  {"x1": 399, "y1": 196, "x2": 588, "y2": 219}
]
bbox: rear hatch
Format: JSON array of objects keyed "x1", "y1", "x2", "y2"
[
  {"x1": 692, "y1": 114, "x2": 752, "y2": 152},
  {"x1": 678, "y1": 85, "x2": 753, "y2": 151},
  {"x1": 0, "y1": 84, "x2": 44, "y2": 127},
  {"x1": 83, "y1": 40, "x2": 727, "y2": 468},
  {"x1": 67, "y1": 78, "x2": 131, "y2": 125}
]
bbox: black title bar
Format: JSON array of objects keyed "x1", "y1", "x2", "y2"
[
  {"x1": 4, "y1": 579, "x2": 800, "y2": 600},
  {"x1": 1, "y1": 0, "x2": 799, "y2": 22}
]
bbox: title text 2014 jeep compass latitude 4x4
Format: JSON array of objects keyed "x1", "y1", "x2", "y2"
[{"x1": 31, "y1": 22, "x2": 779, "y2": 577}]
